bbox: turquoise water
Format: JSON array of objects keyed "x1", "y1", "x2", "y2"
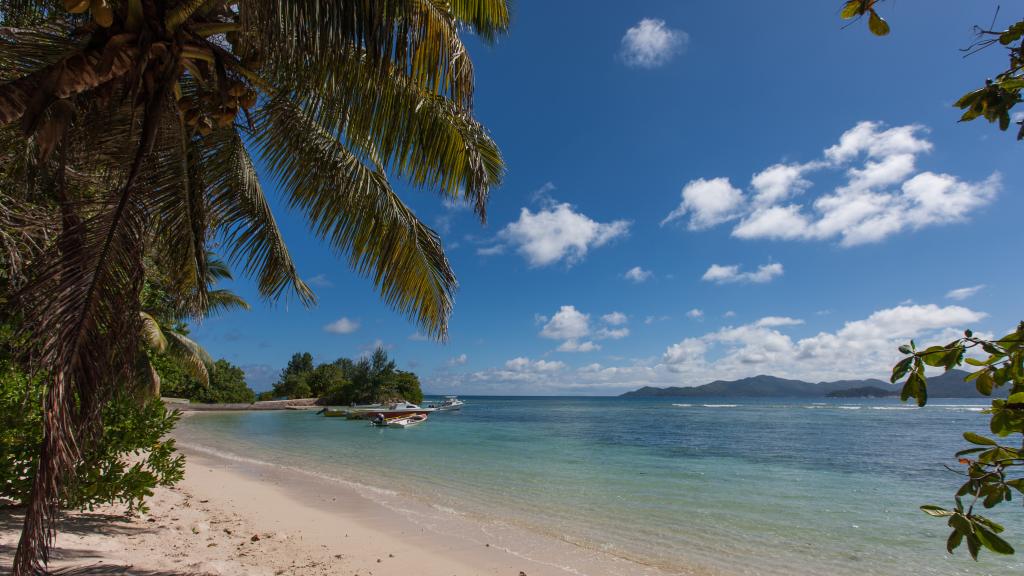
[{"x1": 175, "y1": 397, "x2": 1024, "y2": 575}]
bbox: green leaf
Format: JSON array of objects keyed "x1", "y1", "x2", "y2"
[
  {"x1": 891, "y1": 357, "x2": 913, "y2": 383},
  {"x1": 947, "y1": 529, "x2": 964, "y2": 553},
  {"x1": 975, "y1": 525, "x2": 1015, "y2": 555},
  {"x1": 1008, "y1": 391, "x2": 1024, "y2": 404},
  {"x1": 921, "y1": 346, "x2": 948, "y2": 367},
  {"x1": 964, "y1": 432, "x2": 997, "y2": 446},
  {"x1": 868, "y1": 10, "x2": 891, "y2": 36},
  {"x1": 976, "y1": 370, "x2": 994, "y2": 396},
  {"x1": 921, "y1": 505, "x2": 954, "y2": 517},
  {"x1": 840, "y1": 0, "x2": 863, "y2": 19}
]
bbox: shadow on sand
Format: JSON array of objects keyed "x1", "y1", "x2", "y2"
[{"x1": 2, "y1": 506, "x2": 203, "y2": 576}]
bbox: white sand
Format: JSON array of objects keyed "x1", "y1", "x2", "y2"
[{"x1": 0, "y1": 452, "x2": 578, "y2": 576}]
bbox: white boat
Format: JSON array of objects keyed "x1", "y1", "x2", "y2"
[
  {"x1": 351, "y1": 401, "x2": 435, "y2": 419},
  {"x1": 387, "y1": 414, "x2": 428, "y2": 428},
  {"x1": 436, "y1": 396, "x2": 464, "y2": 411}
]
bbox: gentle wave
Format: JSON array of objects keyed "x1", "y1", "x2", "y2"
[
  {"x1": 671, "y1": 403, "x2": 692, "y2": 407},
  {"x1": 838, "y1": 406, "x2": 862, "y2": 410},
  {"x1": 870, "y1": 406, "x2": 919, "y2": 410},
  {"x1": 177, "y1": 441, "x2": 400, "y2": 498},
  {"x1": 703, "y1": 404, "x2": 738, "y2": 408}
]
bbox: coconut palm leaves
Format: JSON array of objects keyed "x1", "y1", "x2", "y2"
[{"x1": 1, "y1": 1, "x2": 508, "y2": 572}]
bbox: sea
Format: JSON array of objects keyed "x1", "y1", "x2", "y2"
[{"x1": 173, "y1": 396, "x2": 1024, "y2": 576}]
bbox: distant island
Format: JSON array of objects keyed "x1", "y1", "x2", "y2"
[
  {"x1": 620, "y1": 370, "x2": 978, "y2": 398},
  {"x1": 826, "y1": 386, "x2": 898, "y2": 398}
]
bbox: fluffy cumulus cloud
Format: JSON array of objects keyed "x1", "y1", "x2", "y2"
[
  {"x1": 672, "y1": 121, "x2": 1000, "y2": 246},
  {"x1": 662, "y1": 304, "x2": 987, "y2": 381},
  {"x1": 624, "y1": 266, "x2": 653, "y2": 283},
  {"x1": 497, "y1": 203, "x2": 630, "y2": 267},
  {"x1": 661, "y1": 177, "x2": 745, "y2": 229},
  {"x1": 686, "y1": 308, "x2": 704, "y2": 319},
  {"x1": 620, "y1": 18, "x2": 687, "y2": 68},
  {"x1": 701, "y1": 262, "x2": 783, "y2": 284},
  {"x1": 602, "y1": 312, "x2": 628, "y2": 325},
  {"x1": 504, "y1": 357, "x2": 565, "y2": 372},
  {"x1": 432, "y1": 304, "x2": 992, "y2": 395},
  {"x1": 447, "y1": 353, "x2": 468, "y2": 366},
  {"x1": 323, "y1": 316, "x2": 359, "y2": 334},
  {"x1": 755, "y1": 316, "x2": 804, "y2": 327},
  {"x1": 540, "y1": 305, "x2": 631, "y2": 352},
  {"x1": 947, "y1": 285, "x2": 985, "y2": 301},
  {"x1": 540, "y1": 305, "x2": 590, "y2": 340}
]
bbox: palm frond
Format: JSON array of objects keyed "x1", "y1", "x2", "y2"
[
  {"x1": 202, "y1": 127, "x2": 315, "y2": 306},
  {"x1": 252, "y1": 97, "x2": 455, "y2": 340},
  {"x1": 278, "y1": 50, "x2": 504, "y2": 219},
  {"x1": 448, "y1": 0, "x2": 511, "y2": 42},
  {"x1": 242, "y1": 0, "x2": 476, "y2": 107},
  {"x1": 139, "y1": 311, "x2": 168, "y2": 351},
  {"x1": 205, "y1": 288, "x2": 250, "y2": 316},
  {"x1": 164, "y1": 329, "x2": 213, "y2": 386}
]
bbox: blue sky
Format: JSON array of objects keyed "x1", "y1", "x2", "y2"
[{"x1": 192, "y1": 1, "x2": 1023, "y2": 395}]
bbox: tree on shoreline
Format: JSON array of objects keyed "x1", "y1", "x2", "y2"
[
  {"x1": 0, "y1": 1, "x2": 509, "y2": 572},
  {"x1": 260, "y1": 347, "x2": 423, "y2": 405}
]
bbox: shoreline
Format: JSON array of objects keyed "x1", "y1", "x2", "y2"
[{"x1": 1, "y1": 438, "x2": 697, "y2": 576}]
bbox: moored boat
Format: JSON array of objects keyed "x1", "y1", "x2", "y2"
[
  {"x1": 435, "y1": 396, "x2": 464, "y2": 411},
  {"x1": 348, "y1": 401, "x2": 435, "y2": 419},
  {"x1": 386, "y1": 413, "x2": 428, "y2": 428}
]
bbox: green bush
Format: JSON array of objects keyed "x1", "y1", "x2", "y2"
[{"x1": 1, "y1": 370, "x2": 185, "y2": 513}]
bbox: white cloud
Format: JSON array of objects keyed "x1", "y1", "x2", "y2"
[
  {"x1": 750, "y1": 162, "x2": 820, "y2": 206},
  {"x1": 408, "y1": 331, "x2": 429, "y2": 341},
  {"x1": 498, "y1": 203, "x2": 630, "y2": 267},
  {"x1": 946, "y1": 285, "x2": 985, "y2": 301},
  {"x1": 662, "y1": 177, "x2": 745, "y2": 229},
  {"x1": 541, "y1": 306, "x2": 631, "y2": 352},
  {"x1": 662, "y1": 303, "x2": 987, "y2": 381},
  {"x1": 476, "y1": 245, "x2": 506, "y2": 256},
  {"x1": 755, "y1": 316, "x2": 804, "y2": 327},
  {"x1": 663, "y1": 338, "x2": 707, "y2": 365},
  {"x1": 732, "y1": 205, "x2": 812, "y2": 240},
  {"x1": 504, "y1": 357, "x2": 566, "y2": 372},
  {"x1": 723, "y1": 311, "x2": 736, "y2": 318},
  {"x1": 602, "y1": 312, "x2": 628, "y2": 325},
  {"x1": 595, "y1": 327, "x2": 630, "y2": 340},
  {"x1": 447, "y1": 354, "x2": 468, "y2": 366},
  {"x1": 686, "y1": 308, "x2": 704, "y2": 319},
  {"x1": 307, "y1": 274, "x2": 333, "y2": 288},
  {"x1": 644, "y1": 315, "x2": 670, "y2": 325},
  {"x1": 437, "y1": 303, "x2": 990, "y2": 394},
  {"x1": 620, "y1": 18, "x2": 687, "y2": 68},
  {"x1": 824, "y1": 122, "x2": 932, "y2": 165},
  {"x1": 557, "y1": 340, "x2": 601, "y2": 353},
  {"x1": 702, "y1": 262, "x2": 783, "y2": 284},
  {"x1": 624, "y1": 266, "x2": 653, "y2": 283},
  {"x1": 684, "y1": 122, "x2": 999, "y2": 246},
  {"x1": 323, "y1": 317, "x2": 359, "y2": 334},
  {"x1": 540, "y1": 305, "x2": 590, "y2": 340}
]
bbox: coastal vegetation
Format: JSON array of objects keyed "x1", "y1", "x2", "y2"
[
  {"x1": 260, "y1": 347, "x2": 423, "y2": 405},
  {"x1": 889, "y1": 323, "x2": 1024, "y2": 559},
  {"x1": 842, "y1": 2, "x2": 1024, "y2": 560},
  {"x1": 0, "y1": 0, "x2": 508, "y2": 571},
  {"x1": 1, "y1": 329, "x2": 184, "y2": 514}
]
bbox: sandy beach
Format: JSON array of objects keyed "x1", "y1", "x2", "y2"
[{"x1": 0, "y1": 450, "x2": 597, "y2": 576}]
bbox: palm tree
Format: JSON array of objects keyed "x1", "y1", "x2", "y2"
[
  {"x1": 139, "y1": 252, "x2": 250, "y2": 397},
  {"x1": 0, "y1": 1, "x2": 508, "y2": 572}
]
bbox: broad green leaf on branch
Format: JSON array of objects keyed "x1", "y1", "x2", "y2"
[{"x1": 891, "y1": 322, "x2": 1024, "y2": 559}]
